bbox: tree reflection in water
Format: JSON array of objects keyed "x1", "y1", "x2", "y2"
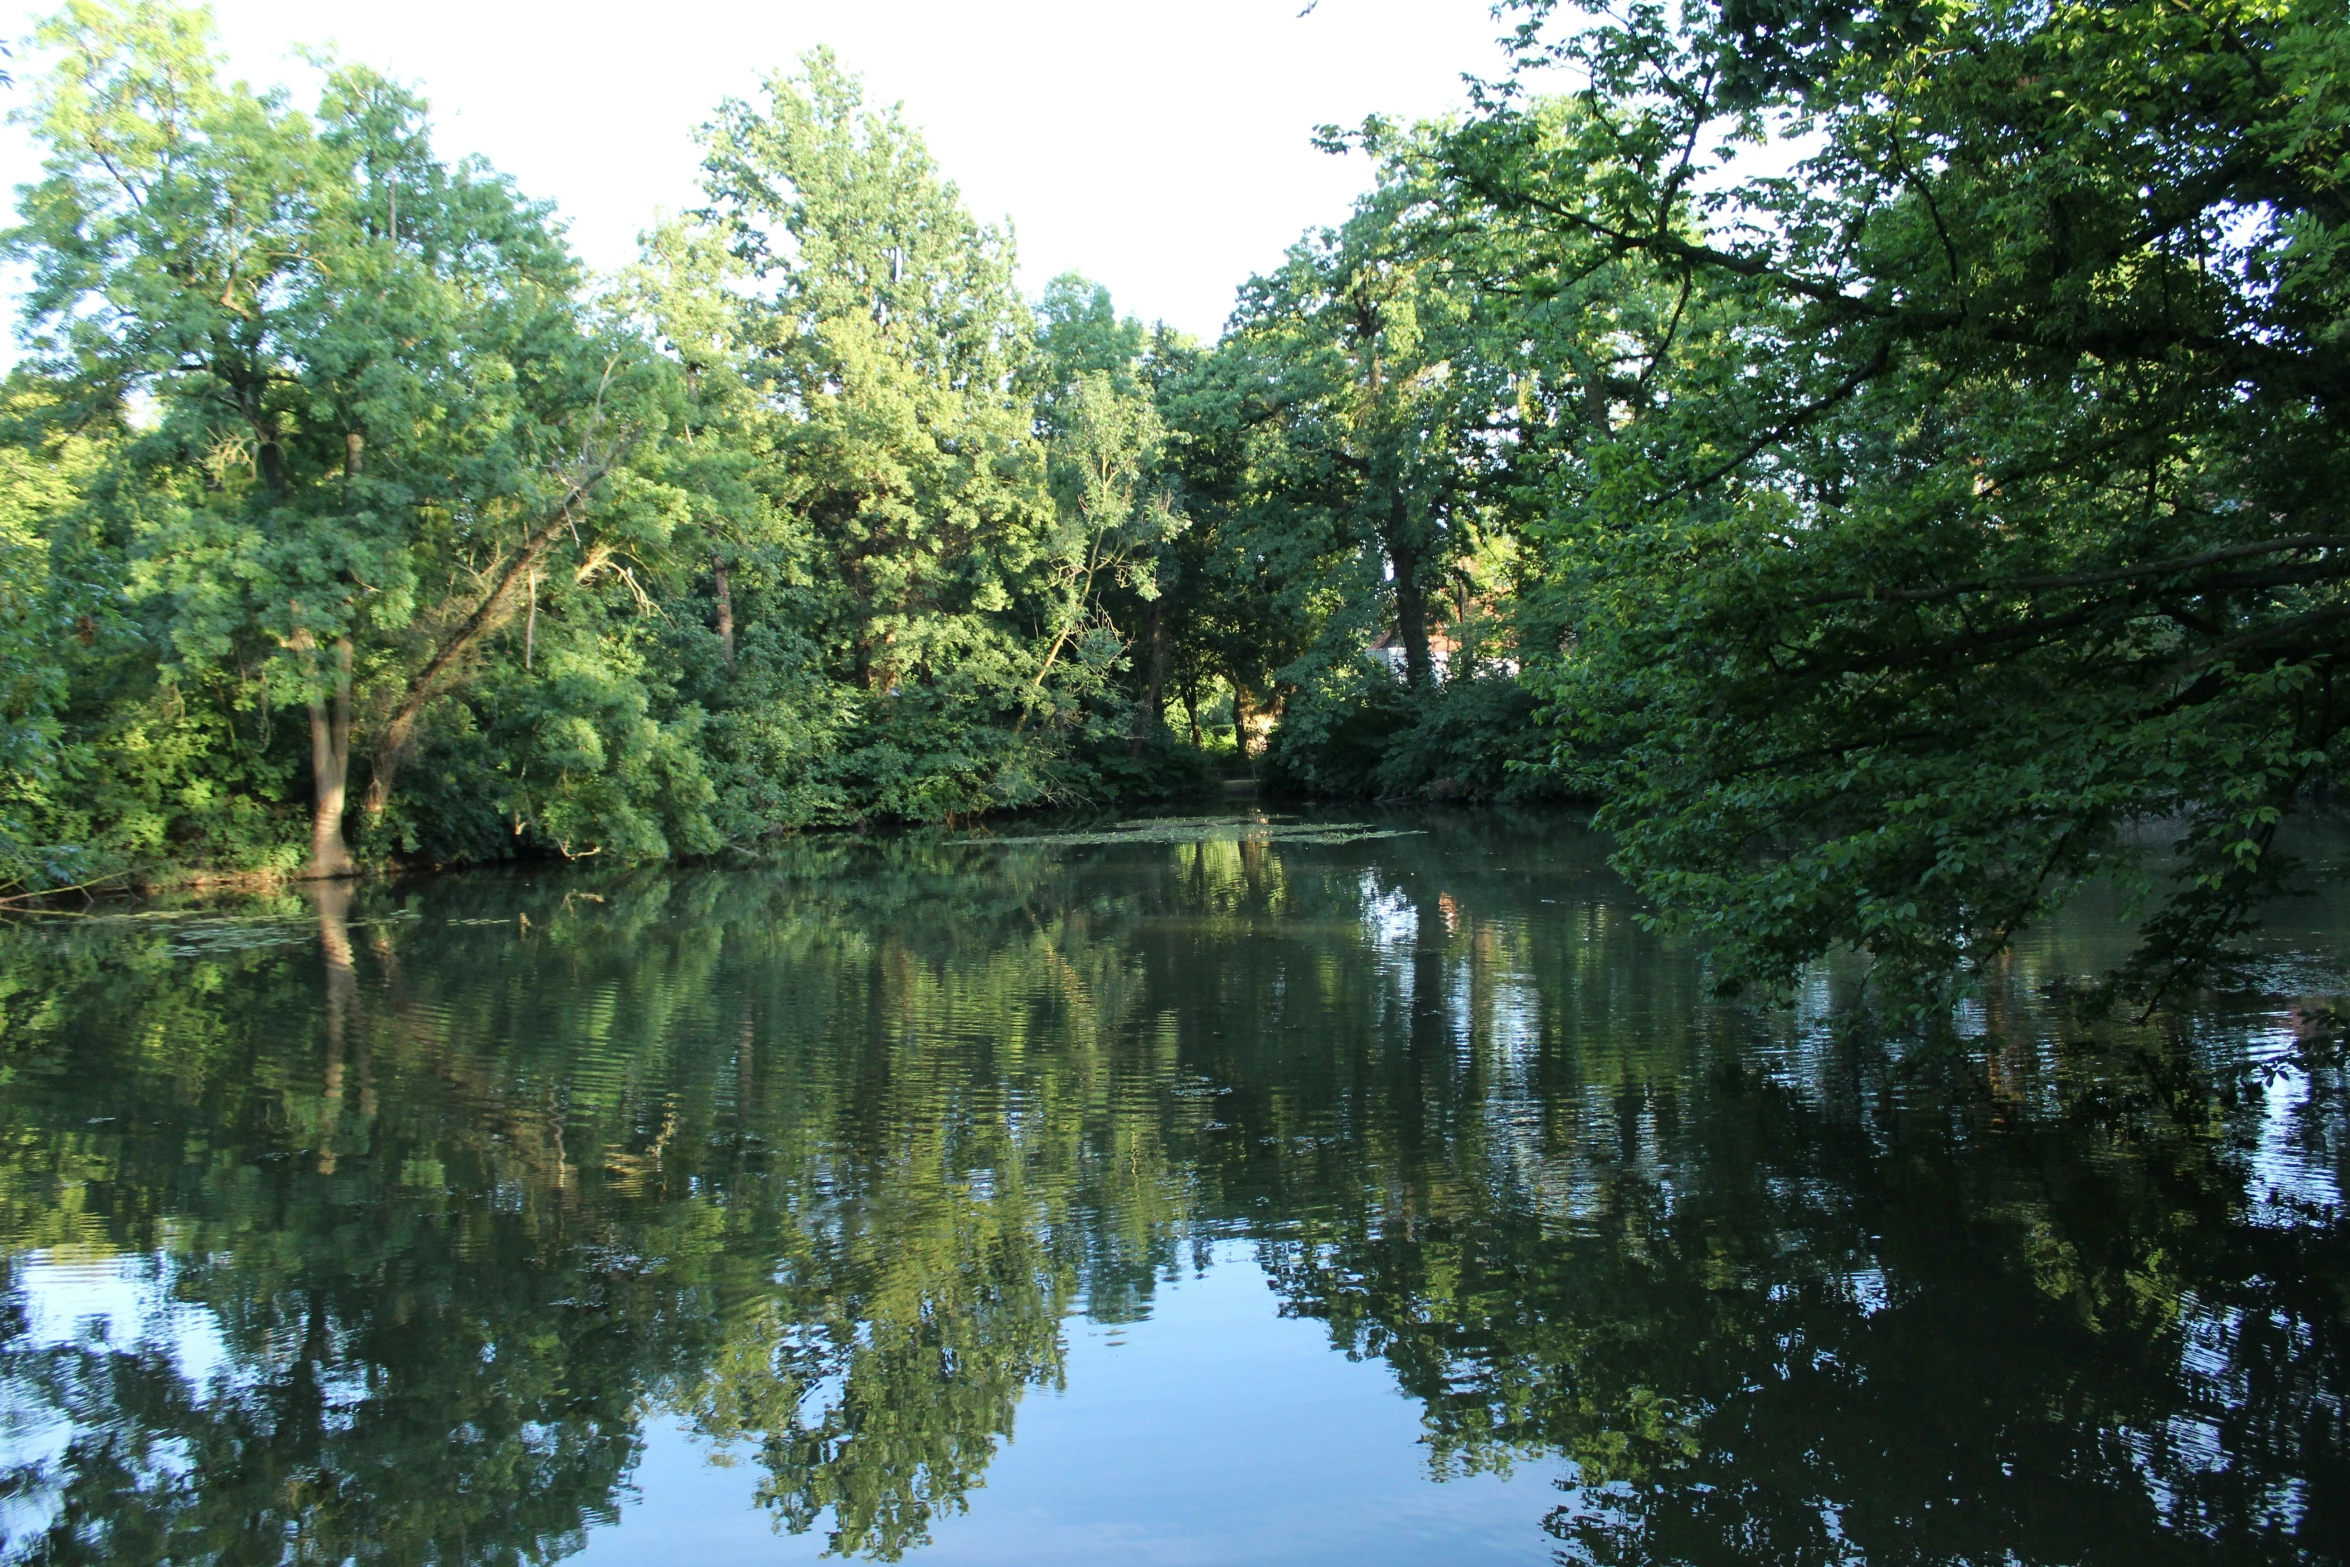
[{"x1": 0, "y1": 813, "x2": 2339, "y2": 1563}]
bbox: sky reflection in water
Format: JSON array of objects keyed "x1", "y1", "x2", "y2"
[{"x1": 0, "y1": 811, "x2": 2341, "y2": 1564}]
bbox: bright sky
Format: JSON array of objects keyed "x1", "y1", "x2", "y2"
[{"x1": 0, "y1": 0, "x2": 1523, "y2": 343}]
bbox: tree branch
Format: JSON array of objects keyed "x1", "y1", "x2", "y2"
[
  {"x1": 1799, "y1": 535, "x2": 2350, "y2": 609},
  {"x1": 360, "y1": 462, "x2": 618, "y2": 816}
]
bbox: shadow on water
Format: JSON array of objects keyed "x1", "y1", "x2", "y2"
[{"x1": 0, "y1": 808, "x2": 2340, "y2": 1563}]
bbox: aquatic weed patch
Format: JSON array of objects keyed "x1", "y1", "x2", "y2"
[{"x1": 965, "y1": 814, "x2": 1424, "y2": 849}]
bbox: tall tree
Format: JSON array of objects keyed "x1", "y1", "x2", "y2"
[
  {"x1": 9, "y1": 0, "x2": 697, "y2": 876},
  {"x1": 1223, "y1": 142, "x2": 1513, "y2": 693},
  {"x1": 1453, "y1": 0, "x2": 2350, "y2": 1009},
  {"x1": 697, "y1": 49, "x2": 1046, "y2": 702},
  {"x1": 1026, "y1": 275, "x2": 1187, "y2": 744}
]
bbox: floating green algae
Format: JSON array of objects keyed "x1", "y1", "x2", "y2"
[{"x1": 963, "y1": 814, "x2": 1424, "y2": 849}]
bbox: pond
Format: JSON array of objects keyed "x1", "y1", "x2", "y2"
[{"x1": 0, "y1": 811, "x2": 2341, "y2": 1564}]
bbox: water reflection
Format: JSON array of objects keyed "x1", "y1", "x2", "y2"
[{"x1": 0, "y1": 812, "x2": 2340, "y2": 1563}]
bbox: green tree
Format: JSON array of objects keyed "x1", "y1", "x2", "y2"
[
  {"x1": 1022, "y1": 371, "x2": 1181, "y2": 721},
  {"x1": 694, "y1": 51, "x2": 1068, "y2": 820},
  {"x1": 0, "y1": 381, "x2": 112, "y2": 895},
  {"x1": 1450, "y1": 0, "x2": 2350, "y2": 1009},
  {"x1": 1160, "y1": 124, "x2": 1546, "y2": 793},
  {"x1": 1024, "y1": 278, "x2": 1213, "y2": 764},
  {"x1": 7, "y1": 0, "x2": 714, "y2": 878}
]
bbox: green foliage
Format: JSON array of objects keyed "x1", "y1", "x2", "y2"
[
  {"x1": 4, "y1": 0, "x2": 2345, "y2": 1018},
  {"x1": 0, "y1": 9, "x2": 1221, "y2": 892},
  {"x1": 1429, "y1": 0, "x2": 2350, "y2": 1011},
  {"x1": 2, "y1": 0, "x2": 721, "y2": 882}
]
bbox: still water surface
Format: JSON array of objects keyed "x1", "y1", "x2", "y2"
[{"x1": 0, "y1": 811, "x2": 2342, "y2": 1564}]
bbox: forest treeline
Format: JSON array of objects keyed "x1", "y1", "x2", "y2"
[{"x1": 2, "y1": 0, "x2": 2345, "y2": 1008}]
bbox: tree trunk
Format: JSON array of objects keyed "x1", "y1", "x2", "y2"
[
  {"x1": 1393, "y1": 566, "x2": 1433, "y2": 690},
  {"x1": 1131, "y1": 597, "x2": 1167, "y2": 756},
  {"x1": 1386, "y1": 495, "x2": 1433, "y2": 689},
  {"x1": 713, "y1": 555, "x2": 735, "y2": 666},
  {"x1": 304, "y1": 636, "x2": 356, "y2": 879}
]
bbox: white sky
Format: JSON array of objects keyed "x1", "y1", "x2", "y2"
[{"x1": 0, "y1": 0, "x2": 1522, "y2": 343}]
